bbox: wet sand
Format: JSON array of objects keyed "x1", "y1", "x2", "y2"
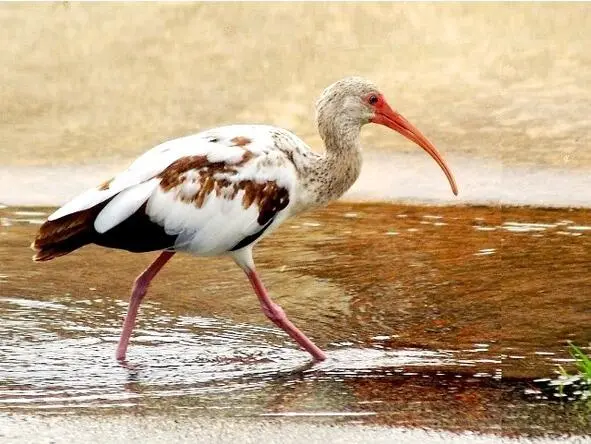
[
  {"x1": 1, "y1": 203, "x2": 590, "y2": 438},
  {"x1": 1, "y1": 414, "x2": 588, "y2": 444}
]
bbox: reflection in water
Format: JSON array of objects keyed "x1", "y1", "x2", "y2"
[{"x1": 0, "y1": 203, "x2": 590, "y2": 436}]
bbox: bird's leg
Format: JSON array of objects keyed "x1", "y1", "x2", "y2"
[
  {"x1": 244, "y1": 268, "x2": 327, "y2": 362},
  {"x1": 116, "y1": 251, "x2": 175, "y2": 360}
]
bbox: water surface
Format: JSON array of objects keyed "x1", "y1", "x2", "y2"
[{"x1": 1, "y1": 203, "x2": 590, "y2": 437}]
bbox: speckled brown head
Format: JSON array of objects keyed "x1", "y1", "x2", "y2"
[{"x1": 316, "y1": 76, "x2": 458, "y2": 196}]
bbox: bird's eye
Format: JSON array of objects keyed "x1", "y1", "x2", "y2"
[{"x1": 368, "y1": 95, "x2": 379, "y2": 105}]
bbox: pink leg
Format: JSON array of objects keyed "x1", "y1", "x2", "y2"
[
  {"x1": 244, "y1": 269, "x2": 326, "y2": 362},
  {"x1": 116, "y1": 251, "x2": 175, "y2": 360}
]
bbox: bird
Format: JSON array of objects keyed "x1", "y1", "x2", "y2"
[{"x1": 31, "y1": 77, "x2": 458, "y2": 363}]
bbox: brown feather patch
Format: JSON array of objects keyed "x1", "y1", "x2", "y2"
[
  {"x1": 97, "y1": 177, "x2": 114, "y2": 191},
  {"x1": 33, "y1": 211, "x2": 94, "y2": 251},
  {"x1": 158, "y1": 156, "x2": 213, "y2": 191},
  {"x1": 235, "y1": 180, "x2": 290, "y2": 225},
  {"x1": 32, "y1": 199, "x2": 178, "y2": 260},
  {"x1": 228, "y1": 182, "x2": 290, "y2": 251},
  {"x1": 158, "y1": 155, "x2": 239, "y2": 208},
  {"x1": 31, "y1": 203, "x2": 107, "y2": 261},
  {"x1": 231, "y1": 136, "x2": 251, "y2": 147},
  {"x1": 158, "y1": 153, "x2": 252, "y2": 207},
  {"x1": 158, "y1": 152, "x2": 254, "y2": 193},
  {"x1": 156, "y1": 153, "x2": 289, "y2": 222}
]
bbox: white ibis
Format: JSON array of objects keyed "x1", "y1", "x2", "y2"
[{"x1": 32, "y1": 77, "x2": 458, "y2": 362}]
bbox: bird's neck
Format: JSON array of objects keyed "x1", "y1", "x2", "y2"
[{"x1": 305, "y1": 120, "x2": 363, "y2": 206}]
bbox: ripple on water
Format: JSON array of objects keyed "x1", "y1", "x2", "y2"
[
  {"x1": 502, "y1": 222, "x2": 554, "y2": 232},
  {"x1": 0, "y1": 295, "x2": 498, "y2": 412}
]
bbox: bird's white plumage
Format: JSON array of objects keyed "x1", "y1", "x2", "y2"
[
  {"x1": 48, "y1": 124, "x2": 307, "y2": 255},
  {"x1": 48, "y1": 135, "x2": 224, "y2": 222},
  {"x1": 146, "y1": 149, "x2": 295, "y2": 255},
  {"x1": 94, "y1": 179, "x2": 159, "y2": 234}
]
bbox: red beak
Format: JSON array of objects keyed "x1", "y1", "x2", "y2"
[{"x1": 372, "y1": 101, "x2": 458, "y2": 196}]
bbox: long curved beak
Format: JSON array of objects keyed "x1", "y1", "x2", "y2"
[{"x1": 372, "y1": 102, "x2": 458, "y2": 196}]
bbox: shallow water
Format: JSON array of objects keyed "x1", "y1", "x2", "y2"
[{"x1": 1, "y1": 203, "x2": 590, "y2": 437}]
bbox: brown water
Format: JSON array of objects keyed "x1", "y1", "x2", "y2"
[{"x1": 1, "y1": 203, "x2": 590, "y2": 437}]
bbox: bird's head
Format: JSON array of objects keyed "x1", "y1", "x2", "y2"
[{"x1": 316, "y1": 76, "x2": 458, "y2": 196}]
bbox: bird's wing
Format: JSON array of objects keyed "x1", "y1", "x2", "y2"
[
  {"x1": 48, "y1": 125, "x2": 300, "y2": 222},
  {"x1": 142, "y1": 146, "x2": 295, "y2": 254},
  {"x1": 47, "y1": 134, "x2": 234, "y2": 221},
  {"x1": 46, "y1": 125, "x2": 298, "y2": 254}
]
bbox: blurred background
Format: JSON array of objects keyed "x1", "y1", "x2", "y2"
[{"x1": 1, "y1": 3, "x2": 589, "y2": 169}]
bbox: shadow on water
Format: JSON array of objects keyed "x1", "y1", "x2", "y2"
[{"x1": 1, "y1": 202, "x2": 590, "y2": 436}]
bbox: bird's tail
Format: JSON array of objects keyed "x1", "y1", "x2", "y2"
[{"x1": 31, "y1": 206, "x2": 101, "y2": 262}]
